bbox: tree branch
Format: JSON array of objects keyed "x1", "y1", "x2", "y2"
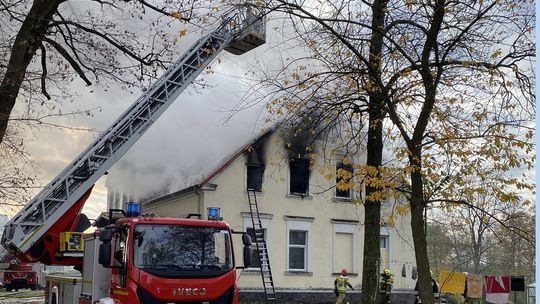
[
  {"x1": 39, "y1": 44, "x2": 51, "y2": 100},
  {"x1": 42, "y1": 37, "x2": 92, "y2": 86},
  {"x1": 50, "y1": 20, "x2": 159, "y2": 66}
]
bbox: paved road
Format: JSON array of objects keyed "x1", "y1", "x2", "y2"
[{"x1": 0, "y1": 290, "x2": 44, "y2": 304}]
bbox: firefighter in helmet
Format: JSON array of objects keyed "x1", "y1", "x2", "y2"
[
  {"x1": 379, "y1": 268, "x2": 394, "y2": 304},
  {"x1": 334, "y1": 269, "x2": 354, "y2": 304}
]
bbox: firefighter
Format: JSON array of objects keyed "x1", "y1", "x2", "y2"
[
  {"x1": 379, "y1": 268, "x2": 394, "y2": 304},
  {"x1": 414, "y1": 270, "x2": 440, "y2": 304},
  {"x1": 334, "y1": 269, "x2": 354, "y2": 304}
]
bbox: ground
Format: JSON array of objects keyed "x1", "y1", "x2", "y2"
[{"x1": 0, "y1": 290, "x2": 44, "y2": 304}]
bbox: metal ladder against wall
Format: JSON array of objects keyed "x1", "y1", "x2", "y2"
[{"x1": 247, "y1": 190, "x2": 277, "y2": 304}]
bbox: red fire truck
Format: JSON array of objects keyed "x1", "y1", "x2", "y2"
[
  {"x1": 1, "y1": 6, "x2": 265, "y2": 304},
  {"x1": 2, "y1": 255, "x2": 38, "y2": 292}
]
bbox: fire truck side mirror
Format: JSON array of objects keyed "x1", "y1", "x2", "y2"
[
  {"x1": 98, "y1": 242, "x2": 112, "y2": 267},
  {"x1": 243, "y1": 246, "x2": 251, "y2": 267},
  {"x1": 99, "y1": 229, "x2": 114, "y2": 242},
  {"x1": 242, "y1": 232, "x2": 252, "y2": 267},
  {"x1": 242, "y1": 233, "x2": 252, "y2": 246}
]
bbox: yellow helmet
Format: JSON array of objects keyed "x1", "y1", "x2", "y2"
[{"x1": 384, "y1": 269, "x2": 391, "y2": 276}]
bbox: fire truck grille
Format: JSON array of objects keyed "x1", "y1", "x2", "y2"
[{"x1": 136, "y1": 286, "x2": 234, "y2": 304}]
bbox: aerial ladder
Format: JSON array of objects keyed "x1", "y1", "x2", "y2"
[{"x1": 1, "y1": 7, "x2": 266, "y2": 267}]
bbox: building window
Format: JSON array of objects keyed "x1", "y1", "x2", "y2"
[
  {"x1": 336, "y1": 160, "x2": 353, "y2": 199},
  {"x1": 246, "y1": 227, "x2": 266, "y2": 268},
  {"x1": 289, "y1": 158, "x2": 310, "y2": 195},
  {"x1": 246, "y1": 165, "x2": 264, "y2": 192},
  {"x1": 380, "y1": 231, "x2": 390, "y2": 270},
  {"x1": 288, "y1": 230, "x2": 308, "y2": 271},
  {"x1": 286, "y1": 217, "x2": 313, "y2": 272},
  {"x1": 380, "y1": 236, "x2": 388, "y2": 248}
]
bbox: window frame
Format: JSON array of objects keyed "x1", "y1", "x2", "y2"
[
  {"x1": 285, "y1": 218, "x2": 313, "y2": 272},
  {"x1": 332, "y1": 221, "x2": 357, "y2": 273},
  {"x1": 288, "y1": 230, "x2": 308, "y2": 271}
]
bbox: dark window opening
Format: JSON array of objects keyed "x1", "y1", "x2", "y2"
[
  {"x1": 246, "y1": 165, "x2": 264, "y2": 192},
  {"x1": 336, "y1": 161, "x2": 353, "y2": 198},
  {"x1": 289, "y1": 158, "x2": 310, "y2": 195}
]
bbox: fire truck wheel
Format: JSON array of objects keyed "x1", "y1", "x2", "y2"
[
  {"x1": 31, "y1": 285, "x2": 37, "y2": 290},
  {"x1": 5, "y1": 285, "x2": 12, "y2": 292}
]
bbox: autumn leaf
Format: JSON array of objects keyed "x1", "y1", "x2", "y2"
[{"x1": 170, "y1": 12, "x2": 183, "y2": 20}]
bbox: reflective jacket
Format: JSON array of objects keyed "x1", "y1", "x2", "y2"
[
  {"x1": 335, "y1": 275, "x2": 351, "y2": 293},
  {"x1": 379, "y1": 274, "x2": 394, "y2": 294}
]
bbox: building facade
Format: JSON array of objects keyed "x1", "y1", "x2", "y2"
[{"x1": 141, "y1": 128, "x2": 417, "y2": 301}]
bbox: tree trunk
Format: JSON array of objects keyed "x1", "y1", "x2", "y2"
[
  {"x1": 362, "y1": 190, "x2": 382, "y2": 304},
  {"x1": 0, "y1": 0, "x2": 63, "y2": 144},
  {"x1": 409, "y1": 161, "x2": 434, "y2": 304},
  {"x1": 409, "y1": 85, "x2": 437, "y2": 304},
  {"x1": 361, "y1": 1, "x2": 387, "y2": 303}
]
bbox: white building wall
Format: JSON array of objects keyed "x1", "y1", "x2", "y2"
[
  {"x1": 198, "y1": 132, "x2": 415, "y2": 290},
  {"x1": 144, "y1": 192, "x2": 200, "y2": 218}
]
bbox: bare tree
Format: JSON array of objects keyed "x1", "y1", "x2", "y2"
[
  {"x1": 0, "y1": 0, "x2": 228, "y2": 145},
  {"x1": 0, "y1": 127, "x2": 36, "y2": 211}
]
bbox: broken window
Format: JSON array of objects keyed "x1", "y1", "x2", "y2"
[
  {"x1": 246, "y1": 165, "x2": 264, "y2": 192},
  {"x1": 289, "y1": 158, "x2": 310, "y2": 195},
  {"x1": 336, "y1": 160, "x2": 353, "y2": 198}
]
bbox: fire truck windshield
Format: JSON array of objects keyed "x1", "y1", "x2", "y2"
[{"x1": 133, "y1": 224, "x2": 233, "y2": 278}]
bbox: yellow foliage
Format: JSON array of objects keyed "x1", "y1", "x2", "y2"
[
  {"x1": 490, "y1": 49, "x2": 502, "y2": 60},
  {"x1": 170, "y1": 12, "x2": 183, "y2": 20},
  {"x1": 395, "y1": 204, "x2": 409, "y2": 216}
]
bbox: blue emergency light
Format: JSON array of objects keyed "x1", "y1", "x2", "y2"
[
  {"x1": 207, "y1": 207, "x2": 221, "y2": 221},
  {"x1": 126, "y1": 202, "x2": 141, "y2": 217}
]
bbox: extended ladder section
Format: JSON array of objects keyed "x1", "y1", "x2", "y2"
[
  {"x1": 247, "y1": 190, "x2": 277, "y2": 304},
  {"x1": 2, "y1": 9, "x2": 266, "y2": 261}
]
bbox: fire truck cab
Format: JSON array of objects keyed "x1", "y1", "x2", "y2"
[{"x1": 94, "y1": 214, "x2": 252, "y2": 303}]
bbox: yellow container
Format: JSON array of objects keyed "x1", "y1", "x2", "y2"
[{"x1": 59, "y1": 232, "x2": 84, "y2": 252}]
